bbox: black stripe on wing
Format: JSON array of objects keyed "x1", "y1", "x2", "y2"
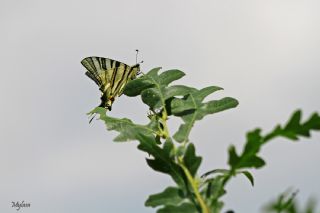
[
  {"x1": 81, "y1": 57, "x2": 103, "y2": 86},
  {"x1": 85, "y1": 72, "x2": 101, "y2": 86},
  {"x1": 81, "y1": 56, "x2": 138, "y2": 98},
  {"x1": 101, "y1": 58, "x2": 107, "y2": 70},
  {"x1": 110, "y1": 67, "x2": 118, "y2": 90},
  {"x1": 112, "y1": 65, "x2": 131, "y2": 95}
]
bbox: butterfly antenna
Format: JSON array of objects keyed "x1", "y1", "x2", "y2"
[
  {"x1": 135, "y1": 49, "x2": 145, "y2": 75},
  {"x1": 135, "y1": 49, "x2": 139, "y2": 64}
]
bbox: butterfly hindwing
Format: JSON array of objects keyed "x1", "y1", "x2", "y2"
[{"x1": 112, "y1": 65, "x2": 139, "y2": 96}]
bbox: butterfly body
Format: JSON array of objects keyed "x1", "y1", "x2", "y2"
[{"x1": 81, "y1": 56, "x2": 140, "y2": 110}]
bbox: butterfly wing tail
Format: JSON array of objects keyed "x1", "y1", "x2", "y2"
[
  {"x1": 88, "y1": 113, "x2": 96, "y2": 123},
  {"x1": 87, "y1": 106, "x2": 109, "y2": 124}
]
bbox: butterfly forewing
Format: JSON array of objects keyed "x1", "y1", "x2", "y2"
[{"x1": 81, "y1": 56, "x2": 140, "y2": 110}]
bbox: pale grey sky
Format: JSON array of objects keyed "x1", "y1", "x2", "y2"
[{"x1": 1, "y1": 0, "x2": 320, "y2": 212}]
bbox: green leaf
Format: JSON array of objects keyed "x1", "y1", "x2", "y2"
[
  {"x1": 263, "y1": 190, "x2": 299, "y2": 213},
  {"x1": 93, "y1": 107, "x2": 186, "y2": 188},
  {"x1": 159, "y1": 69, "x2": 185, "y2": 86},
  {"x1": 145, "y1": 157, "x2": 185, "y2": 188},
  {"x1": 146, "y1": 158, "x2": 172, "y2": 174},
  {"x1": 228, "y1": 110, "x2": 320, "y2": 172},
  {"x1": 238, "y1": 170, "x2": 255, "y2": 186},
  {"x1": 136, "y1": 134, "x2": 186, "y2": 188},
  {"x1": 157, "y1": 202, "x2": 198, "y2": 213},
  {"x1": 122, "y1": 67, "x2": 161, "y2": 97},
  {"x1": 92, "y1": 107, "x2": 157, "y2": 142},
  {"x1": 170, "y1": 86, "x2": 224, "y2": 114},
  {"x1": 228, "y1": 142, "x2": 266, "y2": 170},
  {"x1": 123, "y1": 78, "x2": 154, "y2": 97},
  {"x1": 145, "y1": 187, "x2": 184, "y2": 208},
  {"x1": 201, "y1": 169, "x2": 230, "y2": 179},
  {"x1": 172, "y1": 123, "x2": 191, "y2": 143},
  {"x1": 123, "y1": 68, "x2": 189, "y2": 112},
  {"x1": 164, "y1": 85, "x2": 195, "y2": 100},
  {"x1": 124, "y1": 68, "x2": 239, "y2": 145},
  {"x1": 243, "y1": 129, "x2": 263, "y2": 154},
  {"x1": 141, "y1": 88, "x2": 162, "y2": 109},
  {"x1": 195, "y1": 86, "x2": 223, "y2": 102},
  {"x1": 227, "y1": 145, "x2": 239, "y2": 168},
  {"x1": 200, "y1": 175, "x2": 226, "y2": 211},
  {"x1": 172, "y1": 86, "x2": 239, "y2": 142},
  {"x1": 264, "y1": 110, "x2": 320, "y2": 142},
  {"x1": 183, "y1": 143, "x2": 202, "y2": 177},
  {"x1": 148, "y1": 67, "x2": 163, "y2": 78},
  {"x1": 163, "y1": 138, "x2": 175, "y2": 158},
  {"x1": 228, "y1": 129, "x2": 266, "y2": 170}
]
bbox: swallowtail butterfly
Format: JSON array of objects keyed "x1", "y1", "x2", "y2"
[{"x1": 81, "y1": 55, "x2": 141, "y2": 111}]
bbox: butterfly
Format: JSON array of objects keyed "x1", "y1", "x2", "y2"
[{"x1": 81, "y1": 56, "x2": 141, "y2": 112}]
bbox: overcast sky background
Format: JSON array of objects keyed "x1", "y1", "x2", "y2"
[{"x1": 1, "y1": 0, "x2": 320, "y2": 212}]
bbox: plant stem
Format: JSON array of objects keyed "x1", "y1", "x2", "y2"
[
  {"x1": 161, "y1": 110, "x2": 170, "y2": 138},
  {"x1": 178, "y1": 157, "x2": 210, "y2": 213}
]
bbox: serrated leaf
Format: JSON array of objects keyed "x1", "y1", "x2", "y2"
[
  {"x1": 135, "y1": 134, "x2": 186, "y2": 188},
  {"x1": 157, "y1": 202, "x2": 198, "y2": 213},
  {"x1": 305, "y1": 113, "x2": 320, "y2": 130},
  {"x1": 243, "y1": 129, "x2": 263, "y2": 154},
  {"x1": 122, "y1": 68, "x2": 190, "y2": 112},
  {"x1": 228, "y1": 135, "x2": 266, "y2": 170},
  {"x1": 228, "y1": 140, "x2": 266, "y2": 170},
  {"x1": 285, "y1": 110, "x2": 302, "y2": 131},
  {"x1": 172, "y1": 86, "x2": 239, "y2": 142},
  {"x1": 170, "y1": 86, "x2": 224, "y2": 115},
  {"x1": 263, "y1": 190, "x2": 300, "y2": 213},
  {"x1": 197, "y1": 98, "x2": 238, "y2": 120},
  {"x1": 92, "y1": 107, "x2": 157, "y2": 142},
  {"x1": 228, "y1": 129, "x2": 266, "y2": 169},
  {"x1": 145, "y1": 187, "x2": 184, "y2": 208},
  {"x1": 183, "y1": 143, "x2": 202, "y2": 177},
  {"x1": 228, "y1": 110, "x2": 320, "y2": 173},
  {"x1": 92, "y1": 107, "x2": 186, "y2": 188},
  {"x1": 264, "y1": 110, "x2": 320, "y2": 142}
]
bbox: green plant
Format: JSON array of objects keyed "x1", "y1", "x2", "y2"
[
  {"x1": 88, "y1": 68, "x2": 320, "y2": 213},
  {"x1": 263, "y1": 190, "x2": 318, "y2": 213}
]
